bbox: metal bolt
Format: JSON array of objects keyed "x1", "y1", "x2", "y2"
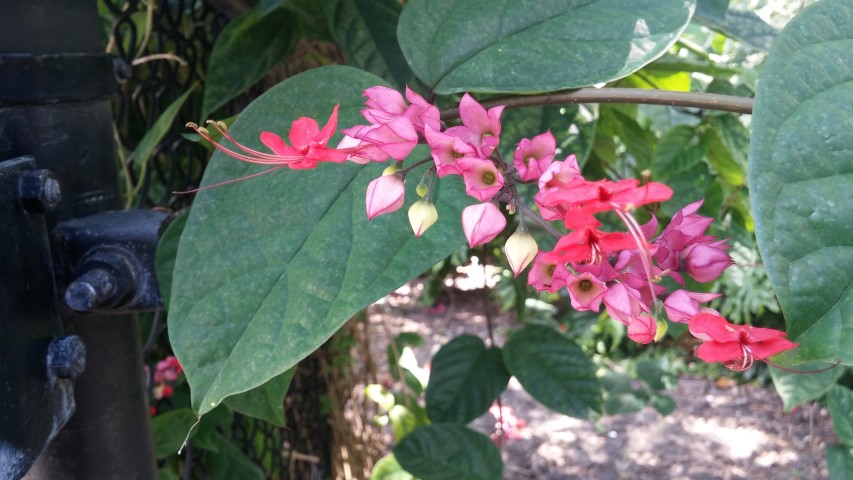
[
  {"x1": 65, "y1": 268, "x2": 117, "y2": 312},
  {"x1": 18, "y1": 169, "x2": 61, "y2": 211},
  {"x1": 47, "y1": 335, "x2": 86, "y2": 380}
]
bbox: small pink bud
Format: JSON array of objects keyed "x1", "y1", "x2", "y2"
[
  {"x1": 628, "y1": 315, "x2": 657, "y2": 344},
  {"x1": 461, "y1": 202, "x2": 506, "y2": 247},
  {"x1": 504, "y1": 229, "x2": 538, "y2": 277},
  {"x1": 682, "y1": 243, "x2": 733, "y2": 283},
  {"x1": 408, "y1": 200, "x2": 438, "y2": 237},
  {"x1": 365, "y1": 173, "x2": 405, "y2": 220}
]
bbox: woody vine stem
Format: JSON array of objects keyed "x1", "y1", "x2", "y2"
[{"x1": 439, "y1": 88, "x2": 754, "y2": 121}]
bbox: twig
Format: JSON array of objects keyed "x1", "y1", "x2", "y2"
[{"x1": 440, "y1": 88, "x2": 754, "y2": 121}]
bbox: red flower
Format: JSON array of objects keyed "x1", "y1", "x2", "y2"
[
  {"x1": 544, "y1": 226, "x2": 638, "y2": 265},
  {"x1": 688, "y1": 313, "x2": 797, "y2": 370},
  {"x1": 186, "y1": 105, "x2": 354, "y2": 174}
]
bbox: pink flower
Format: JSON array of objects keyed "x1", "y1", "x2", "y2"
[
  {"x1": 565, "y1": 272, "x2": 607, "y2": 312},
  {"x1": 403, "y1": 87, "x2": 441, "y2": 133},
  {"x1": 365, "y1": 174, "x2": 405, "y2": 220},
  {"x1": 663, "y1": 289, "x2": 721, "y2": 323},
  {"x1": 340, "y1": 116, "x2": 419, "y2": 162},
  {"x1": 461, "y1": 202, "x2": 506, "y2": 247},
  {"x1": 653, "y1": 199, "x2": 715, "y2": 270},
  {"x1": 537, "y1": 155, "x2": 582, "y2": 191},
  {"x1": 627, "y1": 315, "x2": 657, "y2": 344},
  {"x1": 504, "y1": 230, "x2": 538, "y2": 277},
  {"x1": 458, "y1": 93, "x2": 504, "y2": 156},
  {"x1": 603, "y1": 282, "x2": 648, "y2": 325},
  {"x1": 514, "y1": 131, "x2": 555, "y2": 181},
  {"x1": 424, "y1": 125, "x2": 477, "y2": 177},
  {"x1": 457, "y1": 157, "x2": 504, "y2": 201},
  {"x1": 688, "y1": 313, "x2": 798, "y2": 370},
  {"x1": 527, "y1": 253, "x2": 569, "y2": 292},
  {"x1": 682, "y1": 241, "x2": 733, "y2": 283}
]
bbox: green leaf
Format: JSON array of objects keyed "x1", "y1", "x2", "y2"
[
  {"x1": 258, "y1": 0, "x2": 288, "y2": 16},
  {"x1": 202, "y1": 8, "x2": 297, "y2": 118},
  {"x1": 207, "y1": 433, "x2": 265, "y2": 480},
  {"x1": 769, "y1": 361, "x2": 844, "y2": 411},
  {"x1": 389, "y1": 404, "x2": 424, "y2": 442},
  {"x1": 394, "y1": 424, "x2": 503, "y2": 480},
  {"x1": 696, "y1": 8, "x2": 776, "y2": 52},
  {"x1": 702, "y1": 126, "x2": 745, "y2": 187},
  {"x1": 650, "y1": 394, "x2": 677, "y2": 416},
  {"x1": 151, "y1": 408, "x2": 198, "y2": 459},
  {"x1": 651, "y1": 124, "x2": 696, "y2": 177},
  {"x1": 323, "y1": 0, "x2": 416, "y2": 89},
  {"x1": 397, "y1": 0, "x2": 696, "y2": 93},
  {"x1": 371, "y1": 453, "x2": 415, "y2": 480},
  {"x1": 365, "y1": 384, "x2": 396, "y2": 412},
  {"x1": 694, "y1": 0, "x2": 729, "y2": 24},
  {"x1": 132, "y1": 86, "x2": 195, "y2": 166},
  {"x1": 158, "y1": 468, "x2": 181, "y2": 480},
  {"x1": 828, "y1": 384, "x2": 853, "y2": 445},
  {"x1": 635, "y1": 359, "x2": 667, "y2": 391},
  {"x1": 223, "y1": 367, "x2": 294, "y2": 426},
  {"x1": 748, "y1": 0, "x2": 853, "y2": 366},
  {"x1": 170, "y1": 66, "x2": 470, "y2": 417},
  {"x1": 425, "y1": 335, "x2": 510, "y2": 424},
  {"x1": 155, "y1": 212, "x2": 188, "y2": 309},
  {"x1": 828, "y1": 445, "x2": 853, "y2": 480},
  {"x1": 502, "y1": 324, "x2": 601, "y2": 418}
]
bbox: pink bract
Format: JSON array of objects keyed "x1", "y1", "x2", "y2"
[
  {"x1": 461, "y1": 202, "x2": 506, "y2": 247},
  {"x1": 365, "y1": 174, "x2": 405, "y2": 220}
]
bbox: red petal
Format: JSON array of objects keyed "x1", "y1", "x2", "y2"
[
  {"x1": 289, "y1": 116, "x2": 320, "y2": 149},
  {"x1": 697, "y1": 341, "x2": 744, "y2": 363},
  {"x1": 748, "y1": 337, "x2": 798, "y2": 360},
  {"x1": 316, "y1": 104, "x2": 340, "y2": 145}
]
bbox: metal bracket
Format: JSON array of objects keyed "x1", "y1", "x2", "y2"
[
  {"x1": 0, "y1": 156, "x2": 80, "y2": 480},
  {"x1": 56, "y1": 209, "x2": 171, "y2": 314}
]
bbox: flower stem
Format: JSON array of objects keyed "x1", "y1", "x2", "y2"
[
  {"x1": 439, "y1": 88, "x2": 753, "y2": 121},
  {"x1": 518, "y1": 202, "x2": 562, "y2": 239}
]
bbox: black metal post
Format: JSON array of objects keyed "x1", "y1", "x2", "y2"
[{"x1": 0, "y1": 0, "x2": 157, "y2": 478}]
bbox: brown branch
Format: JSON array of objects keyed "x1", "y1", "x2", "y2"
[{"x1": 440, "y1": 88, "x2": 754, "y2": 121}]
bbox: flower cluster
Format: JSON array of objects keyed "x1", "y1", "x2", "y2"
[
  {"x1": 152, "y1": 355, "x2": 182, "y2": 403},
  {"x1": 488, "y1": 403, "x2": 527, "y2": 447},
  {"x1": 188, "y1": 86, "x2": 798, "y2": 369}
]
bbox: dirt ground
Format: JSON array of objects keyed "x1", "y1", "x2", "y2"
[{"x1": 366, "y1": 277, "x2": 837, "y2": 480}]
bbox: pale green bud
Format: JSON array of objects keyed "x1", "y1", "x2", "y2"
[
  {"x1": 408, "y1": 200, "x2": 438, "y2": 237},
  {"x1": 504, "y1": 229, "x2": 538, "y2": 277}
]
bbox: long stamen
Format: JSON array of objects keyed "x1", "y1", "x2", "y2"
[
  {"x1": 187, "y1": 122, "x2": 299, "y2": 165},
  {"x1": 204, "y1": 121, "x2": 301, "y2": 161},
  {"x1": 173, "y1": 165, "x2": 289, "y2": 194},
  {"x1": 613, "y1": 207, "x2": 657, "y2": 304}
]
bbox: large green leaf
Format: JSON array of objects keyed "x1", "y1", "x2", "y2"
[
  {"x1": 201, "y1": 7, "x2": 297, "y2": 118},
  {"x1": 323, "y1": 0, "x2": 417, "y2": 90},
  {"x1": 397, "y1": 0, "x2": 696, "y2": 94},
  {"x1": 502, "y1": 324, "x2": 601, "y2": 418},
  {"x1": 371, "y1": 453, "x2": 415, "y2": 480},
  {"x1": 222, "y1": 367, "x2": 294, "y2": 426},
  {"x1": 394, "y1": 424, "x2": 503, "y2": 480},
  {"x1": 150, "y1": 408, "x2": 198, "y2": 459},
  {"x1": 769, "y1": 361, "x2": 844, "y2": 411},
  {"x1": 748, "y1": 0, "x2": 853, "y2": 366},
  {"x1": 828, "y1": 445, "x2": 853, "y2": 480},
  {"x1": 207, "y1": 433, "x2": 265, "y2": 480},
  {"x1": 170, "y1": 66, "x2": 469, "y2": 416},
  {"x1": 828, "y1": 384, "x2": 853, "y2": 446},
  {"x1": 154, "y1": 212, "x2": 188, "y2": 309},
  {"x1": 425, "y1": 335, "x2": 510, "y2": 424}
]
